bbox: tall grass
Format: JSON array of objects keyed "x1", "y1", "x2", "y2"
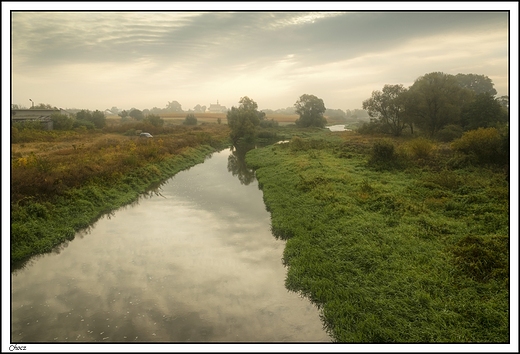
[{"x1": 246, "y1": 129, "x2": 509, "y2": 342}]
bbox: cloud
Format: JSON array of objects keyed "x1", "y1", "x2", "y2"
[{"x1": 9, "y1": 10, "x2": 510, "y2": 110}]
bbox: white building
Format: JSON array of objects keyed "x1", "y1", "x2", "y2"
[{"x1": 207, "y1": 100, "x2": 227, "y2": 113}]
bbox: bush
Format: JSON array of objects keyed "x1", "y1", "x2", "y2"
[
  {"x1": 436, "y1": 124, "x2": 463, "y2": 142},
  {"x1": 145, "y1": 114, "x2": 164, "y2": 127},
  {"x1": 405, "y1": 137, "x2": 434, "y2": 160},
  {"x1": 451, "y1": 128, "x2": 504, "y2": 165},
  {"x1": 183, "y1": 113, "x2": 198, "y2": 125},
  {"x1": 51, "y1": 113, "x2": 74, "y2": 130},
  {"x1": 371, "y1": 139, "x2": 395, "y2": 161},
  {"x1": 73, "y1": 119, "x2": 95, "y2": 130},
  {"x1": 357, "y1": 120, "x2": 390, "y2": 135}
]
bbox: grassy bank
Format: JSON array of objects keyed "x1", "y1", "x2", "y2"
[
  {"x1": 245, "y1": 130, "x2": 509, "y2": 342},
  {"x1": 11, "y1": 124, "x2": 231, "y2": 267}
]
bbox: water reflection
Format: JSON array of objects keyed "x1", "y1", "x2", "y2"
[
  {"x1": 227, "y1": 144, "x2": 256, "y2": 186},
  {"x1": 11, "y1": 149, "x2": 330, "y2": 343}
]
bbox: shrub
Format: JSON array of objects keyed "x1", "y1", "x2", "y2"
[
  {"x1": 371, "y1": 139, "x2": 395, "y2": 161},
  {"x1": 406, "y1": 137, "x2": 434, "y2": 160},
  {"x1": 50, "y1": 113, "x2": 75, "y2": 130},
  {"x1": 436, "y1": 124, "x2": 463, "y2": 142},
  {"x1": 451, "y1": 127, "x2": 503, "y2": 165},
  {"x1": 145, "y1": 114, "x2": 164, "y2": 127},
  {"x1": 357, "y1": 120, "x2": 390, "y2": 135},
  {"x1": 183, "y1": 113, "x2": 198, "y2": 125}
]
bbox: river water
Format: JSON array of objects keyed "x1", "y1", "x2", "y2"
[{"x1": 11, "y1": 148, "x2": 331, "y2": 344}]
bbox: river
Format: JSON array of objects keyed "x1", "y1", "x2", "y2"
[{"x1": 11, "y1": 147, "x2": 331, "y2": 345}]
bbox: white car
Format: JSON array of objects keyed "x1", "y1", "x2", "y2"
[{"x1": 139, "y1": 132, "x2": 153, "y2": 138}]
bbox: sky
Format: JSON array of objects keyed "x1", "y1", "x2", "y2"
[{"x1": 4, "y1": 2, "x2": 517, "y2": 113}]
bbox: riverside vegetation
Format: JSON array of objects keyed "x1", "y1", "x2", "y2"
[
  {"x1": 245, "y1": 127, "x2": 509, "y2": 343},
  {"x1": 11, "y1": 121, "x2": 231, "y2": 267},
  {"x1": 10, "y1": 105, "x2": 510, "y2": 343}
]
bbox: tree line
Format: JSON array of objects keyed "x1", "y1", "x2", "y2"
[{"x1": 361, "y1": 72, "x2": 508, "y2": 138}]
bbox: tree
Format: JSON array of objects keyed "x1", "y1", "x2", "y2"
[
  {"x1": 165, "y1": 100, "x2": 183, "y2": 112},
  {"x1": 455, "y1": 73, "x2": 497, "y2": 96},
  {"x1": 183, "y1": 113, "x2": 198, "y2": 125},
  {"x1": 50, "y1": 112, "x2": 74, "y2": 130},
  {"x1": 294, "y1": 94, "x2": 326, "y2": 128},
  {"x1": 227, "y1": 96, "x2": 263, "y2": 144},
  {"x1": 90, "y1": 110, "x2": 106, "y2": 128},
  {"x1": 362, "y1": 84, "x2": 408, "y2": 136},
  {"x1": 118, "y1": 110, "x2": 129, "y2": 120},
  {"x1": 146, "y1": 114, "x2": 164, "y2": 127},
  {"x1": 461, "y1": 92, "x2": 508, "y2": 130},
  {"x1": 129, "y1": 109, "x2": 144, "y2": 121},
  {"x1": 406, "y1": 72, "x2": 471, "y2": 137}
]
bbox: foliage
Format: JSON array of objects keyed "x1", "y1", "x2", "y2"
[
  {"x1": 50, "y1": 112, "x2": 74, "y2": 130},
  {"x1": 183, "y1": 113, "x2": 198, "y2": 125},
  {"x1": 145, "y1": 113, "x2": 164, "y2": 127},
  {"x1": 362, "y1": 84, "x2": 409, "y2": 136},
  {"x1": 356, "y1": 119, "x2": 390, "y2": 135},
  {"x1": 461, "y1": 93, "x2": 508, "y2": 130},
  {"x1": 451, "y1": 127, "x2": 506, "y2": 165},
  {"x1": 455, "y1": 73, "x2": 497, "y2": 96},
  {"x1": 406, "y1": 72, "x2": 473, "y2": 137},
  {"x1": 405, "y1": 137, "x2": 434, "y2": 160},
  {"x1": 227, "y1": 96, "x2": 264, "y2": 144},
  {"x1": 75, "y1": 109, "x2": 106, "y2": 128},
  {"x1": 294, "y1": 94, "x2": 327, "y2": 128},
  {"x1": 129, "y1": 109, "x2": 145, "y2": 121},
  {"x1": 435, "y1": 124, "x2": 464, "y2": 142}
]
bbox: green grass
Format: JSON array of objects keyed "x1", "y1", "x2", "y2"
[{"x1": 245, "y1": 131, "x2": 509, "y2": 342}]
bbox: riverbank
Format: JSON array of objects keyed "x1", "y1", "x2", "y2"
[
  {"x1": 11, "y1": 124, "x2": 231, "y2": 267},
  {"x1": 245, "y1": 130, "x2": 509, "y2": 342}
]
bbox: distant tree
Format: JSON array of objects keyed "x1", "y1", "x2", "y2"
[
  {"x1": 129, "y1": 109, "x2": 145, "y2": 121},
  {"x1": 183, "y1": 113, "x2": 198, "y2": 125},
  {"x1": 497, "y1": 95, "x2": 509, "y2": 111},
  {"x1": 76, "y1": 109, "x2": 92, "y2": 121},
  {"x1": 227, "y1": 96, "x2": 263, "y2": 144},
  {"x1": 31, "y1": 103, "x2": 56, "y2": 109},
  {"x1": 325, "y1": 108, "x2": 346, "y2": 121},
  {"x1": 146, "y1": 114, "x2": 164, "y2": 127},
  {"x1": 294, "y1": 94, "x2": 327, "y2": 128},
  {"x1": 166, "y1": 100, "x2": 183, "y2": 112},
  {"x1": 406, "y1": 72, "x2": 472, "y2": 137},
  {"x1": 362, "y1": 84, "x2": 409, "y2": 136},
  {"x1": 118, "y1": 110, "x2": 129, "y2": 119},
  {"x1": 455, "y1": 73, "x2": 497, "y2": 96},
  {"x1": 461, "y1": 92, "x2": 508, "y2": 130},
  {"x1": 50, "y1": 112, "x2": 74, "y2": 130},
  {"x1": 90, "y1": 110, "x2": 106, "y2": 128},
  {"x1": 194, "y1": 104, "x2": 207, "y2": 113}
]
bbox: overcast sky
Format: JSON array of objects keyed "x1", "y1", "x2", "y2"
[{"x1": 5, "y1": 4, "x2": 516, "y2": 113}]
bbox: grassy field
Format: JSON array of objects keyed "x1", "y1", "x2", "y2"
[{"x1": 245, "y1": 130, "x2": 509, "y2": 343}]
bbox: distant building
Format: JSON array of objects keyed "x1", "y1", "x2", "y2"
[
  {"x1": 207, "y1": 100, "x2": 227, "y2": 113},
  {"x1": 10, "y1": 108, "x2": 69, "y2": 130}
]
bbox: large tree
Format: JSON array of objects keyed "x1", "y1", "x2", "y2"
[
  {"x1": 227, "y1": 96, "x2": 264, "y2": 144},
  {"x1": 406, "y1": 72, "x2": 472, "y2": 137},
  {"x1": 362, "y1": 84, "x2": 409, "y2": 136},
  {"x1": 294, "y1": 94, "x2": 326, "y2": 128}
]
